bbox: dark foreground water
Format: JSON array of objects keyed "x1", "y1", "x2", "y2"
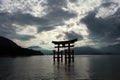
[{"x1": 0, "y1": 55, "x2": 120, "y2": 80}]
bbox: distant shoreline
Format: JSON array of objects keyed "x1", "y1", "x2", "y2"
[{"x1": 0, "y1": 54, "x2": 44, "y2": 57}]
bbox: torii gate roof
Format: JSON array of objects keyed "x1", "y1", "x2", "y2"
[{"x1": 52, "y1": 38, "x2": 78, "y2": 45}]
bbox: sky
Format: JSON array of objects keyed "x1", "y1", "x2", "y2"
[{"x1": 0, "y1": 0, "x2": 120, "y2": 50}]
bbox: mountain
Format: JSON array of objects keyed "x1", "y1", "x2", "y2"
[
  {"x1": 28, "y1": 46, "x2": 52, "y2": 55},
  {"x1": 28, "y1": 46, "x2": 41, "y2": 50},
  {"x1": 100, "y1": 44, "x2": 120, "y2": 54},
  {"x1": 74, "y1": 46, "x2": 102, "y2": 55},
  {"x1": 0, "y1": 36, "x2": 43, "y2": 56}
]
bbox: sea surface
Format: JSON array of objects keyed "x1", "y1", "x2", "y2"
[{"x1": 0, "y1": 55, "x2": 120, "y2": 80}]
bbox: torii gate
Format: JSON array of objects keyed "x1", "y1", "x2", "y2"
[{"x1": 52, "y1": 38, "x2": 78, "y2": 63}]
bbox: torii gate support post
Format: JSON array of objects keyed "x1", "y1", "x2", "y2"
[
  {"x1": 57, "y1": 44, "x2": 60, "y2": 62},
  {"x1": 61, "y1": 50, "x2": 63, "y2": 62},
  {"x1": 72, "y1": 50, "x2": 74, "y2": 62},
  {"x1": 65, "y1": 49, "x2": 67, "y2": 62},
  {"x1": 68, "y1": 43, "x2": 71, "y2": 62},
  {"x1": 66, "y1": 43, "x2": 74, "y2": 63},
  {"x1": 53, "y1": 50, "x2": 55, "y2": 62},
  {"x1": 53, "y1": 45, "x2": 63, "y2": 62}
]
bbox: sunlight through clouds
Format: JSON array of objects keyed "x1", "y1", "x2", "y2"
[{"x1": 0, "y1": 0, "x2": 120, "y2": 50}]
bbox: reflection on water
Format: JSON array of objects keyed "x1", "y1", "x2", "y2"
[
  {"x1": 53, "y1": 56, "x2": 91, "y2": 80},
  {"x1": 0, "y1": 55, "x2": 120, "y2": 80}
]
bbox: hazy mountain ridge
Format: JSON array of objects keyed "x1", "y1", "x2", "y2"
[
  {"x1": 28, "y1": 46, "x2": 52, "y2": 55},
  {"x1": 28, "y1": 45, "x2": 120, "y2": 55},
  {"x1": 29, "y1": 46, "x2": 102, "y2": 55},
  {"x1": 74, "y1": 46, "x2": 103, "y2": 55},
  {"x1": 0, "y1": 36, "x2": 43, "y2": 57},
  {"x1": 100, "y1": 44, "x2": 120, "y2": 54},
  {"x1": 74, "y1": 45, "x2": 120, "y2": 55}
]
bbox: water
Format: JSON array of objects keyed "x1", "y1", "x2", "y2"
[{"x1": 0, "y1": 55, "x2": 120, "y2": 80}]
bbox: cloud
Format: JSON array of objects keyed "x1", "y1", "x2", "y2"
[
  {"x1": 0, "y1": 11, "x2": 63, "y2": 39},
  {"x1": 37, "y1": 26, "x2": 55, "y2": 32},
  {"x1": 101, "y1": 2, "x2": 118, "y2": 7},
  {"x1": 81, "y1": 2, "x2": 120, "y2": 43},
  {"x1": 0, "y1": 0, "x2": 78, "y2": 42},
  {"x1": 44, "y1": 0, "x2": 77, "y2": 26},
  {"x1": 0, "y1": 12, "x2": 51, "y2": 40},
  {"x1": 0, "y1": 12, "x2": 49, "y2": 25},
  {"x1": 44, "y1": 8, "x2": 77, "y2": 25},
  {"x1": 69, "y1": 0, "x2": 78, "y2": 3},
  {"x1": 56, "y1": 31, "x2": 83, "y2": 40},
  {"x1": 0, "y1": 0, "x2": 47, "y2": 17},
  {"x1": 1, "y1": 0, "x2": 120, "y2": 49},
  {"x1": 46, "y1": 0, "x2": 66, "y2": 9},
  {"x1": 96, "y1": 2, "x2": 119, "y2": 18},
  {"x1": 64, "y1": 31, "x2": 83, "y2": 40}
]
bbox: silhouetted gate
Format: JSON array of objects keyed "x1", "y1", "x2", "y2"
[{"x1": 52, "y1": 38, "x2": 77, "y2": 63}]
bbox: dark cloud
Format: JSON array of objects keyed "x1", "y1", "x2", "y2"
[
  {"x1": 0, "y1": 24, "x2": 16, "y2": 37},
  {"x1": 38, "y1": 26, "x2": 55, "y2": 32},
  {"x1": 44, "y1": 0, "x2": 77, "y2": 26},
  {"x1": 0, "y1": 5, "x2": 77, "y2": 39},
  {"x1": 0, "y1": 12, "x2": 55, "y2": 40},
  {"x1": 101, "y1": 2, "x2": 118, "y2": 7},
  {"x1": 0, "y1": 12, "x2": 49, "y2": 25},
  {"x1": 46, "y1": 0, "x2": 66, "y2": 9},
  {"x1": 64, "y1": 31, "x2": 83, "y2": 40},
  {"x1": 0, "y1": 0, "x2": 78, "y2": 41},
  {"x1": 44, "y1": 8, "x2": 77, "y2": 24},
  {"x1": 81, "y1": 3, "x2": 120, "y2": 43},
  {"x1": 56, "y1": 31, "x2": 83, "y2": 40},
  {"x1": 69, "y1": 0, "x2": 78, "y2": 3}
]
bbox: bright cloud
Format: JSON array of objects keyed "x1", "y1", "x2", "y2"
[
  {"x1": 0, "y1": 0, "x2": 48, "y2": 17},
  {"x1": 96, "y1": 2, "x2": 119, "y2": 18},
  {"x1": 13, "y1": 24, "x2": 37, "y2": 35}
]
